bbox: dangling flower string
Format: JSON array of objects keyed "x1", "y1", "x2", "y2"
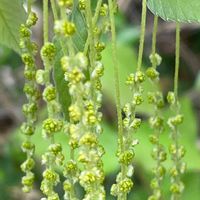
[
  {"x1": 167, "y1": 23, "x2": 186, "y2": 200},
  {"x1": 37, "y1": 1, "x2": 64, "y2": 199},
  {"x1": 109, "y1": 0, "x2": 147, "y2": 199},
  {"x1": 76, "y1": 0, "x2": 107, "y2": 199},
  {"x1": 20, "y1": 0, "x2": 39, "y2": 193},
  {"x1": 147, "y1": 16, "x2": 167, "y2": 200},
  {"x1": 54, "y1": 1, "x2": 80, "y2": 199},
  {"x1": 108, "y1": 0, "x2": 127, "y2": 199},
  {"x1": 56, "y1": 0, "x2": 107, "y2": 199}
]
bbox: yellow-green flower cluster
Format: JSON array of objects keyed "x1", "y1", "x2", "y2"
[
  {"x1": 61, "y1": 52, "x2": 87, "y2": 199},
  {"x1": 79, "y1": 0, "x2": 86, "y2": 10},
  {"x1": 54, "y1": 20, "x2": 76, "y2": 37},
  {"x1": 41, "y1": 143, "x2": 65, "y2": 200},
  {"x1": 60, "y1": 2, "x2": 108, "y2": 198},
  {"x1": 19, "y1": 10, "x2": 39, "y2": 193},
  {"x1": 41, "y1": 169, "x2": 60, "y2": 200},
  {"x1": 58, "y1": 0, "x2": 73, "y2": 8},
  {"x1": 111, "y1": 177, "x2": 134, "y2": 196},
  {"x1": 54, "y1": 1, "x2": 76, "y2": 38},
  {"x1": 167, "y1": 92, "x2": 186, "y2": 199},
  {"x1": 111, "y1": 70, "x2": 145, "y2": 198},
  {"x1": 76, "y1": 1, "x2": 110, "y2": 198},
  {"x1": 146, "y1": 53, "x2": 167, "y2": 200},
  {"x1": 61, "y1": 51, "x2": 105, "y2": 199},
  {"x1": 53, "y1": 2, "x2": 85, "y2": 198},
  {"x1": 63, "y1": 159, "x2": 79, "y2": 200}
]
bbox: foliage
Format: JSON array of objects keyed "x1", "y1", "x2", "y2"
[
  {"x1": 147, "y1": 0, "x2": 200, "y2": 23},
  {"x1": 0, "y1": 0, "x2": 26, "y2": 53}
]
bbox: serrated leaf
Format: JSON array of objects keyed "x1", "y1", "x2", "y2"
[
  {"x1": 0, "y1": 0, "x2": 26, "y2": 53},
  {"x1": 147, "y1": 0, "x2": 200, "y2": 23}
]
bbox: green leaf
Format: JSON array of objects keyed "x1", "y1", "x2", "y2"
[
  {"x1": 71, "y1": 0, "x2": 87, "y2": 51},
  {"x1": 53, "y1": 37, "x2": 71, "y2": 119},
  {"x1": 70, "y1": 0, "x2": 98, "y2": 51},
  {"x1": 0, "y1": 0, "x2": 26, "y2": 53},
  {"x1": 147, "y1": 0, "x2": 200, "y2": 23}
]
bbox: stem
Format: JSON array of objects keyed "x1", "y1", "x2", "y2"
[
  {"x1": 84, "y1": 0, "x2": 103, "y2": 54},
  {"x1": 108, "y1": 0, "x2": 123, "y2": 156},
  {"x1": 43, "y1": 0, "x2": 55, "y2": 162},
  {"x1": 151, "y1": 16, "x2": 158, "y2": 69},
  {"x1": 137, "y1": 0, "x2": 147, "y2": 71},
  {"x1": 27, "y1": 0, "x2": 32, "y2": 15},
  {"x1": 60, "y1": 7, "x2": 66, "y2": 19},
  {"x1": 171, "y1": 23, "x2": 181, "y2": 200},
  {"x1": 43, "y1": 0, "x2": 49, "y2": 43},
  {"x1": 50, "y1": 0, "x2": 58, "y2": 20},
  {"x1": 174, "y1": 23, "x2": 180, "y2": 100},
  {"x1": 85, "y1": 0, "x2": 96, "y2": 70},
  {"x1": 85, "y1": 0, "x2": 97, "y2": 102},
  {"x1": 68, "y1": 38, "x2": 75, "y2": 56},
  {"x1": 108, "y1": 1, "x2": 126, "y2": 199},
  {"x1": 93, "y1": 0, "x2": 103, "y2": 25}
]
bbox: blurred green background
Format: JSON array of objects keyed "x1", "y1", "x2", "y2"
[{"x1": 0, "y1": 0, "x2": 200, "y2": 199}]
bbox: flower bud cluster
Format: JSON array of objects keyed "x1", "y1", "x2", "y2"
[
  {"x1": 146, "y1": 52, "x2": 167, "y2": 200},
  {"x1": 79, "y1": 0, "x2": 86, "y2": 10},
  {"x1": 40, "y1": 169, "x2": 60, "y2": 200},
  {"x1": 19, "y1": 10, "x2": 39, "y2": 193},
  {"x1": 146, "y1": 53, "x2": 162, "y2": 81},
  {"x1": 167, "y1": 92, "x2": 186, "y2": 199},
  {"x1": 58, "y1": 0, "x2": 73, "y2": 9},
  {"x1": 54, "y1": 20, "x2": 76, "y2": 37},
  {"x1": 62, "y1": 159, "x2": 79, "y2": 200},
  {"x1": 41, "y1": 143, "x2": 65, "y2": 199}
]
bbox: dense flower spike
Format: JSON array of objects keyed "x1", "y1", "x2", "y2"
[
  {"x1": 147, "y1": 16, "x2": 167, "y2": 200},
  {"x1": 52, "y1": 1, "x2": 81, "y2": 199},
  {"x1": 62, "y1": 20, "x2": 106, "y2": 200},
  {"x1": 20, "y1": 3, "x2": 39, "y2": 192},
  {"x1": 58, "y1": 0, "x2": 109, "y2": 198},
  {"x1": 61, "y1": 53, "x2": 87, "y2": 199}
]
